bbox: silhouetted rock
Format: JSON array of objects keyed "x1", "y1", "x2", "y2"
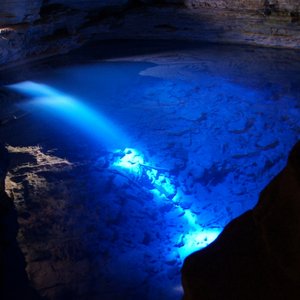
[{"x1": 182, "y1": 141, "x2": 300, "y2": 300}]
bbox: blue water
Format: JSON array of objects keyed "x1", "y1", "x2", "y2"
[{"x1": 1, "y1": 41, "x2": 300, "y2": 299}]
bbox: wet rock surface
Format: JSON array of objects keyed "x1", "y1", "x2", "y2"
[
  {"x1": 182, "y1": 141, "x2": 300, "y2": 300},
  {"x1": 0, "y1": 41, "x2": 299, "y2": 299}
]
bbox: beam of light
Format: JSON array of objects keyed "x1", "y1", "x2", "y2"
[
  {"x1": 9, "y1": 81, "x2": 128, "y2": 149},
  {"x1": 11, "y1": 81, "x2": 222, "y2": 263}
]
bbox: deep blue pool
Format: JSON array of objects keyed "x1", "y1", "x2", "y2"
[{"x1": 1, "y1": 40, "x2": 300, "y2": 299}]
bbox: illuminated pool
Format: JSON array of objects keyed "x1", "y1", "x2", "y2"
[{"x1": 1, "y1": 40, "x2": 300, "y2": 299}]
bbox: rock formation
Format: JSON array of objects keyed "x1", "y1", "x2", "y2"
[
  {"x1": 182, "y1": 141, "x2": 300, "y2": 300},
  {"x1": 0, "y1": 0, "x2": 300, "y2": 67},
  {"x1": 0, "y1": 0, "x2": 43, "y2": 24},
  {"x1": 0, "y1": 143, "x2": 41, "y2": 300}
]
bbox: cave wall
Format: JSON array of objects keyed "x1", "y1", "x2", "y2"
[
  {"x1": 1, "y1": 0, "x2": 300, "y2": 26},
  {"x1": 0, "y1": 0, "x2": 43, "y2": 24},
  {"x1": 0, "y1": 1, "x2": 131, "y2": 25},
  {"x1": 184, "y1": 0, "x2": 300, "y2": 12},
  {"x1": 185, "y1": 0, "x2": 263, "y2": 10},
  {"x1": 0, "y1": 1, "x2": 133, "y2": 67},
  {"x1": 1, "y1": 0, "x2": 300, "y2": 71},
  {"x1": 43, "y1": 0, "x2": 130, "y2": 10}
]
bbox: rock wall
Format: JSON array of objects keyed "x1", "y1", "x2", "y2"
[
  {"x1": 183, "y1": 0, "x2": 300, "y2": 12},
  {"x1": 102, "y1": 5, "x2": 300, "y2": 49},
  {"x1": 0, "y1": 1, "x2": 300, "y2": 78},
  {"x1": 182, "y1": 141, "x2": 300, "y2": 299},
  {"x1": 44, "y1": 0, "x2": 130, "y2": 10},
  {"x1": 184, "y1": 0, "x2": 263, "y2": 10},
  {"x1": 0, "y1": 1, "x2": 130, "y2": 25},
  {"x1": 1, "y1": 0, "x2": 298, "y2": 25},
  {"x1": 0, "y1": 1, "x2": 132, "y2": 67},
  {"x1": 0, "y1": 0, "x2": 43, "y2": 25}
]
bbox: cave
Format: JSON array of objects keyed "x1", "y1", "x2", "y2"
[{"x1": 0, "y1": 1, "x2": 299, "y2": 300}]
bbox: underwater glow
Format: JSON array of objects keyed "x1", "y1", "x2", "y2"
[
  {"x1": 174, "y1": 208, "x2": 222, "y2": 260},
  {"x1": 183, "y1": 209, "x2": 199, "y2": 229},
  {"x1": 177, "y1": 228, "x2": 222, "y2": 260},
  {"x1": 9, "y1": 81, "x2": 127, "y2": 148},
  {"x1": 112, "y1": 148, "x2": 176, "y2": 199},
  {"x1": 11, "y1": 81, "x2": 223, "y2": 264},
  {"x1": 113, "y1": 148, "x2": 145, "y2": 176},
  {"x1": 111, "y1": 147, "x2": 221, "y2": 261}
]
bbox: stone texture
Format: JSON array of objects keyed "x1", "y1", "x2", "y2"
[
  {"x1": 0, "y1": 143, "x2": 41, "y2": 300},
  {"x1": 0, "y1": 1, "x2": 130, "y2": 66},
  {"x1": 44, "y1": 0, "x2": 130, "y2": 10},
  {"x1": 0, "y1": 0, "x2": 43, "y2": 25},
  {"x1": 182, "y1": 141, "x2": 300, "y2": 300},
  {"x1": 113, "y1": 6, "x2": 300, "y2": 47},
  {"x1": 184, "y1": 0, "x2": 262, "y2": 10},
  {"x1": 0, "y1": 1, "x2": 300, "y2": 67},
  {"x1": 0, "y1": 0, "x2": 130, "y2": 25},
  {"x1": 183, "y1": 0, "x2": 300, "y2": 12}
]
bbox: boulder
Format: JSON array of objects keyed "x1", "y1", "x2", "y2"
[{"x1": 182, "y1": 141, "x2": 300, "y2": 299}]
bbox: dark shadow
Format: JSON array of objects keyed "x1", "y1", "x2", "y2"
[{"x1": 182, "y1": 141, "x2": 300, "y2": 299}]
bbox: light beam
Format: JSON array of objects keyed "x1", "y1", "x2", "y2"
[{"x1": 9, "y1": 81, "x2": 128, "y2": 149}]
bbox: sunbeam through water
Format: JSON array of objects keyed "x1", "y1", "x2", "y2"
[{"x1": 9, "y1": 81, "x2": 128, "y2": 149}]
